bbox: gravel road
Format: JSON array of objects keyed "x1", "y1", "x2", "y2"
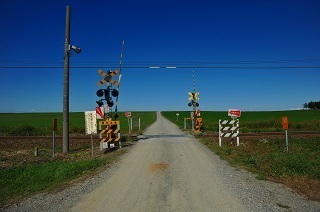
[{"x1": 5, "y1": 112, "x2": 320, "y2": 211}]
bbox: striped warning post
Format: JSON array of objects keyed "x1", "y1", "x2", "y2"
[
  {"x1": 99, "y1": 119, "x2": 121, "y2": 150},
  {"x1": 219, "y1": 119, "x2": 240, "y2": 147}
]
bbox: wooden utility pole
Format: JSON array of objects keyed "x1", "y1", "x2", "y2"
[{"x1": 63, "y1": 5, "x2": 71, "y2": 153}]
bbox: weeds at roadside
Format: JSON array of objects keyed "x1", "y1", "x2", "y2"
[{"x1": 198, "y1": 136, "x2": 320, "y2": 201}]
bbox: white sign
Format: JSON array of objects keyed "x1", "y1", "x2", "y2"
[
  {"x1": 96, "y1": 107, "x2": 104, "y2": 119},
  {"x1": 125, "y1": 112, "x2": 131, "y2": 117},
  {"x1": 85, "y1": 111, "x2": 97, "y2": 134},
  {"x1": 228, "y1": 109, "x2": 241, "y2": 117}
]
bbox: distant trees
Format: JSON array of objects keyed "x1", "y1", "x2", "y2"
[{"x1": 303, "y1": 101, "x2": 320, "y2": 109}]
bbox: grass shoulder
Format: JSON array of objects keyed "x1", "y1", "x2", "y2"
[{"x1": 197, "y1": 135, "x2": 320, "y2": 201}]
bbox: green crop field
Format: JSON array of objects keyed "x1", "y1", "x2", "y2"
[
  {"x1": 162, "y1": 110, "x2": 320, "y2": 132},
  {"x1": 0, "y1": 112, "x2": 157, "y2": 136}
]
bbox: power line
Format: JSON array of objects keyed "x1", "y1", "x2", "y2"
[
  {"x1": 0, "y1": 66, "x2": 319, "y2": 69},
  {"x1": 0, "y1": 58, "x2": 320, "y2": 66}
]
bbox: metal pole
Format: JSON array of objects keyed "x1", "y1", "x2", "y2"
[
  {"x1": 285, "y1": 130, "x2": 288, "y2": 153},
  {"x1": 63, "y1": 6, "x2": 71, "y2": 153},
  {"x1": 53, "y1": 118, "x2": 57, "y2": 157},
  {"x1": 127, "y1": 117, "x2": 130, "y2": 134},
  {"x1": 52, "y1": 131, "x2": 55, "y2": 158},
  {"x1": 91, "y1": 134, "x2": 94, "y2": 158},
  {"x1": 219, "y1": 119, "x2": 222, "y2": 147},
  {"x1": 138, "y1": 118, "x2": 141, "y2": 131}
]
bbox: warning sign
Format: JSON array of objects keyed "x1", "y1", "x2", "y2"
[
  {"x1": 85, "y1": 111, "x2": 97, "y2": 134},
  {"x1": 282, "y1": 116, "x2": 288, "y2": 130},
  {"x1": 96, "y1": 107, "x2": 104, "y2": 119}
]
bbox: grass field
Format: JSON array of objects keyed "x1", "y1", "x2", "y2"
[
  {"x1": 0, "y1": 111, "x2": 157, "y2": 136},
  {"x1": 0, "y1": 111, "x2": 157, "y2": 205},
  {"x1": 162, "y1": 110, "x2": 320, "y2": 132}
]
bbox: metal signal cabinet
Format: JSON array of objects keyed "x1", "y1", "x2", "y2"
[
  {"x1": 98, "y1": 119, "x2": 121, "y2": 150},
  {"x1": 195, "y1": 117, "x2": 202, "y2": 132}
]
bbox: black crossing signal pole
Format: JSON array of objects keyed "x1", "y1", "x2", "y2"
[{"x1": 63, "y1": 5, "x2": 81, "y2": 153}]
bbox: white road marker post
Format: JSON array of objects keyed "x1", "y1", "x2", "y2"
[{"x1": 282, "y1": 116, "x2": 289, "y2": 153}]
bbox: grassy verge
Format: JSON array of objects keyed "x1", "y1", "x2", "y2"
[
  {"x1": 161, "y1": 110, "x2": 320, "y2": 132},
  {"x1": 198, "y1": 135, "x2": 320, "y2": 201},
  {"x1": 0, "y1": 158, "x2": 106, "y2": 203}
]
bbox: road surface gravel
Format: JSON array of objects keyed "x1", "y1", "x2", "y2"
[{"x1": 5, "y1": 112, "x2": 320, "y2": 211}]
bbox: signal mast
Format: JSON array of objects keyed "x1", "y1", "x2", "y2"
[{"x1": 187, "y1": 70, "x2": 202, "y2": 132}]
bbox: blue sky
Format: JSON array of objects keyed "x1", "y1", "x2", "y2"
[{"x1": 0, "y1": 0, "x2": 319, "y2": 112}]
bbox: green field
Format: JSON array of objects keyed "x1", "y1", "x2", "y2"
[
  {"x1": 162, "y1": 110, "x2": 320, "y2": 132},
  {"x1": 0, "y1": 112, "x2": 157, "y2": 136},
  {"x1": 1, "y1": 110, "x2": 319, "y2": 136}
]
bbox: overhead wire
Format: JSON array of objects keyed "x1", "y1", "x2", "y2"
[{"x1": 0, "y1": 58, "x2": 320, "y2": 69}]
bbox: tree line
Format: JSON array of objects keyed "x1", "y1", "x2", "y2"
[{"x1": 303, "y1": 101, "x2": 320, "y2": 109}]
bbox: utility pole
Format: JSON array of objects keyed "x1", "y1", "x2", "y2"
[{"x1": 63, "y1": 6, "x2": 71, "y2": 153}]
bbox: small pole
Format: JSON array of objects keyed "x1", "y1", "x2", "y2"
[
  {"x1": 138, "y1": 118, "x2": 141, "y2": 131},
  {"x1": 236, "y1": 119, "x2": 240, "y2": 146},
  {"x1": 127, "y1": 117, "x2": 130, "y2": 134},
  {"x1": 282, "y1": 116, "x2": 289, "y2": 153},
  {"x1": 91, "y1": 134, "x2": 94, "y2": 158},
  {"x1": 53, "y1": 118, "x2": 57, "y2": 158},
  {"x1": 285, "y1": 130, "x2": 288, "y2": 153},
  {"x1": 52, "y1": 131, "x2": 55, "y2": 157},
  {"x1": 231, "y1": 116, "x2": 235, "y2": 144},
  {"x1": 219, "y1": 119, "x2": 222, "y2": 147}
]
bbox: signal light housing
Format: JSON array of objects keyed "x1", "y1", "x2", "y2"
[
  {"x1": 96, "y1": 89, "x2": 104, "y2": 97},
  {"x1": 111, "y1": 89, "x2": 119, "y2": 97},
  {"x1": 96, "y1": 100, "x2": 104, "y2": 107},
  {"x1": 107, "y1": 100, "x2": 114, "y2": 107}
]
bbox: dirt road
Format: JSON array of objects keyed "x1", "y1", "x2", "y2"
[
  {"x1": 71, "y1": 112, "x2": 246, "y2": 211},
  {"x1": 5, "y1": 112, "x2": 320, "y2": 211}
]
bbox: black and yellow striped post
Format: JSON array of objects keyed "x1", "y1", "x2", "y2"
[{"x1": 99, "y1": 119, "x2": 121, "y2": 150}]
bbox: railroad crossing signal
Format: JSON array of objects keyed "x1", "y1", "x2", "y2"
[
  {"x1": 97, "y1": 69, "x2": 119, "y2": 86},
  {"x1": 188, "y1": 92, "x2": 200, "y2": 107},
  {"x1": 96, "y1": 69, "x2": 120, "y2": 109},
  {"x1": 188, "y1": 92, "x2": 199, "y2": 101}
]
